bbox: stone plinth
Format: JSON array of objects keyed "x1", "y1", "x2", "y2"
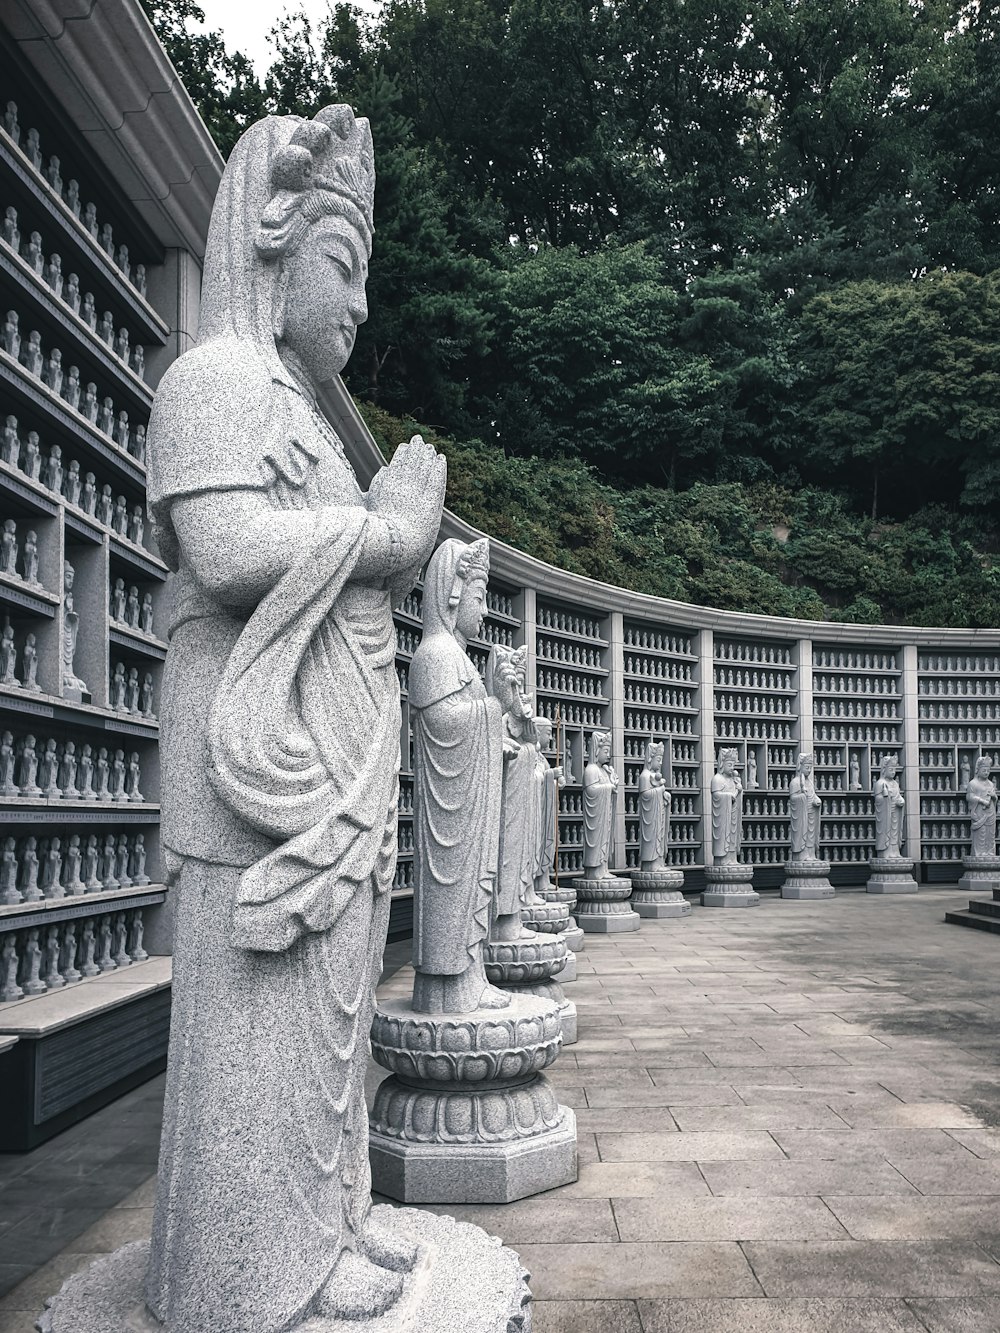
[
  {"x1": 541, "y1": 880, "x2": 585, "y2": 953},
  {"x1": 781, "y1": 858, "x2": 835, "y2": 900},
  {"x1": 958, "y1": 854, "x2": 1000, "y2": 894},
  {"x1": 701, "y1": 862, "x2": 760, "y2": 908},
  {"x1": 572, "y1": 873, "x2": 639, "y2": 933},
  {"x1": 522, "y1": 894, "x2": 578, "y2": 984},
  {"x1": 369, "y1": 994, "x2": 577, "y2": 1204},
  {"x1": 867, "y1": 856, "x2": 918, "y2": 894},
  {"x1": 629, "y1": 867, "x2": 691, "y2": 919},
  {"x1": 37, "y1": 1211, "x2": 532, "y2": 1332},
  {"x1": 485, "y1": 932, "x2": 577, "y2": 1044}
]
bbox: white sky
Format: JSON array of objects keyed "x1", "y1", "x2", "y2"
[{"x1": 198, "y1": 0, "x2": 382, "y2": 77}]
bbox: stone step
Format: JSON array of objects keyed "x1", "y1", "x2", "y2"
[
  {"x1": 945, "y1": 907, "x2": 1000, "y2": 935},
  {"x1": 966, "y1": 897, "x2": 1000, "y2": 918}
]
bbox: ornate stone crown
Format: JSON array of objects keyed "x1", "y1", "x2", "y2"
[{"x1": 456, "y1": 538, "x2": 490, "y2": 583}]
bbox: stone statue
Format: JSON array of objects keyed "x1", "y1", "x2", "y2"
[
  {"x1": 64, "y1": 836, "x2": 85, "y2": 894},
  {"x1": 66, "y1": 180, "x2": 81, "y2": 217},
  {"x1": 967, "y1": 757, "x2": 998, "y2": 858},
  {"x1": 849, "y1": 753, "x2": 862, "y2": 791},
  {"x1": 62, "y1": 560, "x2": 88, "y2": 700},
  {"x1": 0, "y1": 618, "x2": 17, "y2": 686},
  {"x1": 58, "y1": 741, "x2": 80, "y2": 797},
  {"x1": 2, "y1": 206, "x2": 19, "y2": 251},
  {"x1": 94, "y1": 747, "x2": 110, "y2": 801},
  {"x1": 126, "y1": 585, "x2": 141, "y2": 628},
  {"x1": 874, "y1": 755, "x2": 905, "y2": 859},
  {"x1": 18, "y1": 734, "x2": 41, "y2": 795},
  {"x1": 638, "y1": 739, "x2": 671, "y2": 871},
  {"x1": 81, "y1": 473, "x2": 96, "y2": 514},
  {"x1": 0, "y1": 837, "x2": 18, "y2": 904},
  {"x1": 22, "y1": 633, "x2": 39, "y2": 691},
  {"x1": 532, "y1": 715, "x2": 564, "y2": 898},
  {"x1": 142, "y1": 105, "x2": 450, "y2": 1332},
  {"x1": 65, "y1": 274, "x2": 81, "y2": 315},
  {"x1": 0, "y1": 732, "x2": 16, "y2": 796},
  {"x1": 581, "y1": 730, "x2": 618, "y2": 880},
  {"x1": 2, "y1": 415, "x2": 17, "y2": 465},
  {"x1": 409, "y1": 538, "x2": 507, "y2": 1014},
  {"x1": 131, "y1": 833, "x2": 150, "y2": 885},
  {"x1": 64, "y1": 363, "x2": 80, "y2": 406},
  {"x1": 22, "y1": 329, "x2": 43, "y2": 376},
  {"x1": 140, "y1": 592, "x2": 154, "y2": 635},
  {"x1": 23, "y1": 431, "x2": 40, "y2": 479},
  {"x1": 22, "y1": 531, "x2": 38, "y2": 585},
  {"x1": 746, "y1": 750, "x2": 759, "y2": 790},
  {"x1": 64, "y1": 459, "x2": 81, "y2": 506},
  {"x1": 44, "y1": 443, "x2": 63, "y2": 492},
  {"x1": 486, "y1": 642, "x2": 538, "y2": 941},
  {"x1": 2, "y1": 310, "x2": 19, "y2": 358},
  {"x1": 1, "y1": 519, "x2": 18, "y2": 576},
  {"x1": 110, "y1": 578, "x2": 126, "y2": 621},
  {"x1": 960, "y1": 755, "x2": 972, "y2": 794},
  {"x1": 711, "y1": 747, "x2": 743, "y2": 864},
  {"x1": 789, "y1": 753, "x2": 822, "y2": 861},
  {"x1": 78, "y1": 743, "x2": 95, "y2": 799}
]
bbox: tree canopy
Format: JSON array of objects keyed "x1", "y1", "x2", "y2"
[{"x1": 142, "y1": 0, "x2": 1000, "y2": 626}]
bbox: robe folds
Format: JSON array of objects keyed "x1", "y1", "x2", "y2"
[
  {"x1": 583, "y1": 760, "x2": 616, "y2": 874},
  {"x1": 967, "y1": 775, "x2": 998, "y2": 857},
  {"x1": 789, "y1": 774, "x2": 820, "y2": 858},
  {"x1": 711, "y1": 773, "x2": 742, "y2": 860},
  {"x1": 874, "y1": 777, "x2": 905, "y2": 856},
  {"x1": 638, "y1": 771, "x2": 668, "y2": 868}
]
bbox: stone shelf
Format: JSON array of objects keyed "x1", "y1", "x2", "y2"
[
  {"x1": 109, "y1": 627, "x2": 167, "y2": 661},
  {"x1": 0, "y1": 953, "x2": 170, "y2": 1036},
  {"x1": 0, "y1": 573, "x2": 59, "y2": 618},
  {"x1": 0, "y1": 883, "x2": 166, "y2": 924},
  {"x1": 0, "y1": 686, "x2": 159, "y2": 735},
  {"x1": 0, "y1": 805, "x2": 159, "y2": 825},
  {"x1": 109, "y1": 537, "x2": 167, "y2": 582}
]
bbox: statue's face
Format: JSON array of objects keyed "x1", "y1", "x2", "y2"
[
  {"x1": 597, "y1": 737, "x2": 611, "y2": 764},
  {"x1": 720, "y1": 756, "x2": 735, "y2": 775},
  {"x1": 800, "y1": 756, "x2": 814, "y2": 775},
  {"x1": 977, "y1": 758, "x2": 991, "y2": 778},
  {"x1": 883, "y1": 758, "x2": 897, "y2": 777},
  {"x1": 455, "y1": 576, "x2": 487, "y2": 640},
  {"x1": 280, "y1": 215, "x2": 369, "y2": 383},
  {"x1": 535, "y1": 719, "x2": 552, "y2": 747}
]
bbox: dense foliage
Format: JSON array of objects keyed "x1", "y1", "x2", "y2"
[{"x1": 142, "y1": 0, "x2": 1000, "y2": 626}]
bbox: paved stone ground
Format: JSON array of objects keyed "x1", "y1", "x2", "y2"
[{"x1": 4, "y1": 888, "x2": 1000, "y2": 1331}]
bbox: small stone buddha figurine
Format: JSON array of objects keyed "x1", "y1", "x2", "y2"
[
  {"x1": 849, "y1": 753, "x2": 862, "y2": 791},
  {"x1": 25, "y1": 230, "x2": 44, "y2": 274},
  {"x1": 82, "y1": 381, "x2": 98, "y2": 422},
  {"x1": 131, "y1": 832, "x2": 150, "y2": 885},
  {"x1": 125, "y1": 585, "x2": 141, "y2": 627},
  {"x1": 64, "y1": 835, "x2": 84, "y2": 894},
  {"x1": 22, "y1": 633, "x2": 39, "y2": 691},
  {"x1": 2, "y1": 415, "x2": 17, "y2": 465},
  {"x1": 46, "y1": 155, "x2": 63, "y2": 195},
  {"x1": 96, "y1": 484, "x2": 113, "y2": 524},
  {"x1": 20, "y1": 838, "x2": 41, "y2": 903},
  {"x1": 128, "y1": 504, "x2": 145, "y2": 545},
  {"x1": 967, "y1": 757, "x2": 998, "y2": 859},
  {"x1": 25, "y1": 128, "x2": 42, "y2": 171},
  {"x1": 98, "y1": 397, "x2": 114, "y2": 435},
  {"x1": 125, "y1": 666, "x2": 141, "y2": 714},
  {"x1": 410, "y1": 538, "x2": 509, "y2": 1014},
  {"x1": 44, "y1": 443, "x2": 63, "y2": 492},
  {"x1": 0, "y1": 618, "x2": 18, "y2": 686},
  {"x1": 66, "y1": 179, "x2": 81, "y2": 217},
  {"x1": 874, "y1": 755, "x2": 906, "y2": 859},
  {"x1": 38, "y1": 738, "x2": 59, "y2": 797},
  {"x1": 115, "y1": 835, "x2": 133, "y2": 887},
  {"x1": 81, "y1": 472, "x2": 97, "y2": 514},
  {"x1": 745, "y1": 750, "x2": 759, "y2": 790},
  {"x1": 789, "y1": 752, "x2": 822, "y2": 860},
  {"x1": 117, "y1": 244, "x2": 130, "y2": 280},
  {"x1": 638, "y1": 739, "x2": 671, "y2": 871},
  {"x1": 125, "y1": 750, "x2": 143, "y2": 801},
  {"x1": 42, "y1": 837, "x2": 64, "y2": 898},
  {"x1": 64, "y1": 363, "x2": 81, "y2": 408},
  {"x1": 1, "y1": 519, "x2": 18, "y2": 576},
  {"x1": 0, "y1": 732, "x2": 15, "y2": 796},
  {"x1": 45, "y1": 253, "x2": 63, "y2": 298},
  {"x1": 581, "y1": 730, "x2": 621, "y2": 879},
  {"x1": 114, "y1": 410, "x2": 130, "y2": 450},
  {"x1": 110, "y1": 577, "x2": 126, "y2": 622},
  {"x1": 133, "y1": 422, "x2": 147, "y2": 464},
  {"x1": 2, "y1": 205, "x2": 19, "y2": 251},
  {"x1": 94, "y1": 746, "x2": 110, "y2": 801},
  {"x1": 110, "y1": 661, "x2": 127, "y2": 710},
  {"x1": 140, "y1": 671, "x2": 155, "y2": 718},
  {"x1": 132, "y1": 343, "x2": 145, "y2": 378},
  {"x1": 98, "y1": 310, "x2": 114, "y2": 346},
  {"x1": 82, "y1": 292, "x2": 96, "y2": 329},
  {"x1": 100, "y1": 222, "x2": 114, "y2": 258},
  {"x1": 58, "y1": 740, "x2": 80, "y2": 797},
  {"x1": 959, "y1": 754, "x2": 972, "y2": 793},
  {"x1": 62, "y1": 560, "x2": 89, "y2": 700},
  {"x1": 65, "y1": 273, "x2": 81, "y2": 315},
  {"x1": 140, "y1": 591, "x2": 154, "y2": 635},
  {"x1": 81, "y1": 835, "x2": 100, "y2": 890},
  {"x1": 2, "y1": 310, "x2": 19, "y2": 358},
  {"x1": 112, "y1": 495, "x2": 128, "y2": 535},
  {"x1": 711, "y1": 747, "x2": 744, "y2": 864},
  {"x1": 64, "y1": 458, "x2": 81, "y2": 505},
  {"x1": 532, "y1": 714, "x2": 564, "y2": 896},
  {"x1": 23, "y1": 432, "x2": 41, "y2": 480},
  {"x1": 83, "y1": 202, "x2": 98, "y2": 238},
  {"x1": 141, "y1": 105, "x2": 446, "y2": 1332},
  {"x1": 78, "y1": 743, "x2": 95, "y2": 798},
  {"x1": 22, "y1": 329, "x2": 43, "y2": 376},
  {"x1": 114, "y1": 326, "x2": 130, "y2": 364},
  {"x1": 43, "y1": 349, "x2": 63, "y2": 395},
  {"x1": 0, "y1": 836, "x2": 18, "y2": 904},
  {"x1": 22, "y1": 530, "x2": 38, "y2": 585}
]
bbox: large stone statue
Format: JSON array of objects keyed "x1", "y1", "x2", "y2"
[
  {"x1": 41, "y1": 107, "x2": 528, "y2": 1333},
  {"x1": 522, "y1": 714, "x2": 585, "y2": 969},
  {"x1": 370, "y1": 538, "x2": 576, "y2": 1206},
  {"x1": 782, "y1": 752, "x2": 834, "y2": 900},
  {"x1": 62, "y1": 561, "x2": 89, "y2": 702},
  {"x1": 869, "y1": 754, "x2": 917, "y2": 893},
  {"x1": 573, "y1": 730, "x2": 638, "y2": 931},
  {"x1": 630, "y1": 739, "x2": 690, "y2": 918},
  {"x1": 958, "y1": 756, "x2": 1000, "y2": 893},
  {"x1": 703, "y1": 747, "x2": 759, "y2": 907}
]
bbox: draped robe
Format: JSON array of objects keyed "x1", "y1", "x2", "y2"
[
  {"x1": 874, "y1": 776, "x2": 905, "y2": 857},
  {"x1": 789, "y1": 773, "x2": 821, "y2": 859},
  {"x1": 638, "y1": 768, "x2": 669, "y2": 870},
  {"x1": 967, "y1": 774, "x2": 998, "y2": 858},
  {"x1": 711, "y1": 772, "x2": 742, "y2": 862},
  {"x1": 582, "y1": 760, "x2": 616, "y2": 876}
]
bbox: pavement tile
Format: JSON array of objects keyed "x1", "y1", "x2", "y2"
[
  {"x1": 514, "y1": 1241, "x2": 762, "y2": 1300},
  {"x1": 637, "y1": 1297, "x2": 926, "y2": 1331},
  {"x1": 770, "y1": 1129, "x2": 973, "y2": 1160},
  {"x1": 554, "y1": 1161, "x2": 711, "y2": 1200},
  {"x1": 905, "y1": 1298, "x2": 1000, "y2": 1331},
  {"x1": 596, "y1": 1132, "x2": 784, "y2": 1163},
  {"x1": 702, "y1": 1159, "x2": 918, "y2": 1197},
  {"x1": 423, "y1": 1198, "x2": 617, "y2": 1244},
  {"x1": 670, "y1": 1104, "x2": 847, "y2": 1132},
  {"x1": 945, "y1": 1129, "x2": 1000, "y2": 1157},
  {"x1": 830, "y1": 1102, "x2": 985, "y2": 1129},
  {"x1": 741, "y1": 1239, "x2": 1000, "y2": 1298},
  {"x1": 823, "y1": 1194, "x2": 1000, "y2": 1241},
  {"x1": 613, "y1": 1195, "x2": 847, "y2": 1242},
  {"x1": 890, "y1": 1156, "x2": 1000, "y2": 1195},
  {"x1": 531, "y1": 1300, "x2": 642, "y2": 1333}
]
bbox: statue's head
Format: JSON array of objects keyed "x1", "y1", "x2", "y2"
[
  {"x1": 718, "y1": 747, "x2": 738, "y2": 776},
  {"x1": 976, "y1": 756, "x2": 992, "y2": 778},
  {"x1": 645, "y1": 739, "x2": 664, "y2": 772},
  {"x1": 64, "y1": 560, "x2": 74, "y2": 589},
  {"x1": 590, "y1": 730, "x2": 612, "y2": 764},
  {"x1": 797, "y1": 753, "x2": 814, "y2": 775},
  {"x1": 535, "y1": 716, "x2": 553, "y2": 748},
  {"x1": 879, "y1": 754, "x2": 897, "y2": 777},
  {"x1": 200, "y1": 106, "x2": 375, "y2": 387},
  {"x1": 424, "y1": 537, "x2": 490, "y2": 640}
]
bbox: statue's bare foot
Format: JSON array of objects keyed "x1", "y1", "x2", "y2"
[
  {"x1": 478, "y1": 982, "x2": 511, "y2": 1009},
  {"x1": 313, "y1": 1252, "x2": 403, "y2": 1319},
  {"x1": 359, "y1": 1218, "x2": 419, "y2": 1273}
]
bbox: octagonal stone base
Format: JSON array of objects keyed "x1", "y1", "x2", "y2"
[
  {"x1": 701, "y1": 862, "x2": 760, "y2": 908},
  {"x1": 867, "y1": 856, "x2": 918, "y2": 894},
  {"x1": 572, "y1": 874, "x2": 640, "y2": 933},
  {"x1": 781, "y1": 859, "x2": 835, "y2": 899},
  {"x1": 958, "y1": 854, "x2": 1000, "y2": 894},
  {"x1": 369, "y1": 994, "x2": 576, "y2": 1204},
  {"x1": 630, "y1": 867, "x2": 692, "y2": 918},
  {"x1": 36, "y1": 1210, "x2": 533, "y2": 1333}
]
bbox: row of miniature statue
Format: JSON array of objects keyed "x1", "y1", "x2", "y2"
[
  {"x1": 814, "y1": 649, "x2": 898, "y2": 671},
  {"x1": 625, "y1": 655, "x2": 694, "y2": 681},
  {"x1": 0, "y1": 619, "x2": 41, "y2": 692},
  {"x1": 4, "y1": 309, "x2": 143, "y2": 402},
  {"x1": 716, "y1": 642, "x2": 791, "y2": 665},
  {"x1": 920, "y1": 654, "x2": 1000, "y2": 674},
  {"x1": 110, "y1": 580, "x2": 156, "y2": 636},
  {"x1": 4, "y1": 418, "x2": 147, "y2": 513},
  {"x1": 815, "y1": 674, "x2": 899, "y2": 695},
  {"x1": 717, "y1": 668, "x2": 794, "y2": 690},
  {"x1": 2, "y1": 102, "x2": 148, "y2": 299},
  {"x1": 815, "y1": 724, "x2": 899, "y2": 744},
  {"x1": 715, "y1": 692, "x2": 794, "y2": 716},
  {"x1": 922, "y1": 702, "x2": 1000, "y2": 721},
  {"x1": 537, "y1": 668, "x2": 605, "y2": 697},
  {"x1": 0, "y1": 523, "x2": 41, "y2": 587},
  {"x1": 0, "y1": 908, "x2": 149, "y2": 1004},
  {"x1": 0, "y1": 731, "x2": 144, "y2": 801},
  {"x1": 717, "y1": 718, "x2": 794, "y2": 740},
  {"x1": 3, "y1": 316, "x2": 149, "y2": 459},
  {"x1": 536, "y1": 606, "x2": 602, "y2": 638},
  {"x1": 540, "y1": 639, "x2": 604, "y2": 669},
  {"x1": 1, "y1": 832, "x2": 152, "y2": 906},
  {"x1": 623, "y1": 628, "x2": 692, "y2": 654},
  {"x1": 625, "y1": 683, "x2": 692, "y2": 707},
  {"x1": 815, "y1": 699, "x2": 899, "y2": 719},
  {"x1": 920, "y1": 678, "x2": 1000, "y2": 698},
  {"x1": 109, "y1": 662, "x2": 156, "y2": 718},
  {"x1": 923, "y1": 725, "x2": 1000, "y2": 745},
  {"x1": 626, "y1": 710, "x2": 696, "y2": 737}
]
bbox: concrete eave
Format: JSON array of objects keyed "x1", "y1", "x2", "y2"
[{"x1": 5, "y1": 0, "x2": 223, "y2": 257}]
